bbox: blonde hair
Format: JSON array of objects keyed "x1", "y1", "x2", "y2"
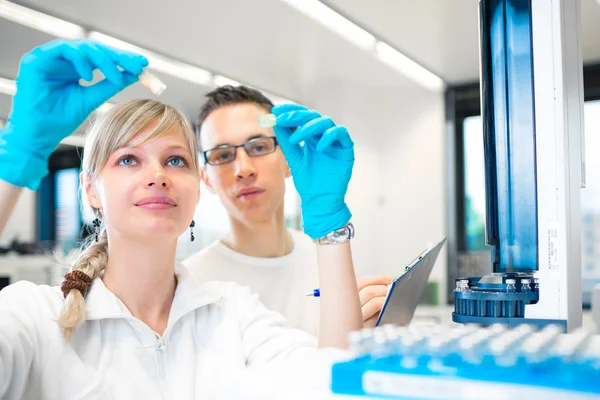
[{"x1": 58, "y1": 99, "x2": 198, "y2": 337}]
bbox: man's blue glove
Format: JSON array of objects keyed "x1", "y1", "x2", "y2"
[
  {"x1": 0, "y1": 39, "x2": 148, "y2": 190},
  {"x1": 272, "y1": 104, "x2": 354, "y2": 240}
]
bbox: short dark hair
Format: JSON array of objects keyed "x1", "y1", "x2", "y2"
[{"x1": 196, "y1": 85, "x2": 274, "y2": 151}]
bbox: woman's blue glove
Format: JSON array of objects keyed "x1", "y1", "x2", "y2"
[
  {"x1": 0, "y1": 39, "x2": 148, "y2": 190},
  {"x1": 272, "y1": 104, "x2": 354, "y2": 240}
]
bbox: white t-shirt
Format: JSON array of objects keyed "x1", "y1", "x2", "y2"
[{"x1": 183, "y1": 229, "x2": 321, "y2": 337}]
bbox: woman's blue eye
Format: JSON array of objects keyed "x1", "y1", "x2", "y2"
[
  {"x1": 119, "y1": 156, "x2": 136, "y2": 166},
  {"x1": 168, "y1": 157, "x2": 187, "y2": 167}
]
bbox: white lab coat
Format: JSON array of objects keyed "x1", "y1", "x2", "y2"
[{"x1": 0, "y1": 264, "x2": 319, "y2": 399}]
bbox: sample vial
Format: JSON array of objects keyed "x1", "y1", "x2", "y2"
[
  {"x1": 552, "y1": 327, "x2": 591, "y2": 358},
  {"x1": 347, "y1": 330, "x2": 363, "y2": 354},
  {"x1": 139, "y1": 70, "x2": 167, "y2": 96},
  {"x1": 522, "y1": 325, "x2": 562, "y2": 363},
  {"x1": 455, "y1": 279, "x2": 469, "y2": 292},
  {"x1": 533, "y1": 272, "x2": 540, "y2": 292},
  {"x1": 505, "y1": 279, "x2": 517, "y2": 293},
  {"x1": 521, "y1": 278, "x2": 532, "y2": 293},
  {"x1": 257, "y1": 113, "x2": 277, "y2": 128}
]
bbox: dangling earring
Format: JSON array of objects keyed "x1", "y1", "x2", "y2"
[
  {"x1": 190, "y1": 220, "x2": 195, "y2": 242},
  {"x1": 92, "y1": 218, "x2": 101, "y2": 242}
]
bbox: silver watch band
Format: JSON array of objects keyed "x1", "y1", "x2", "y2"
[{"x1": 313, "y1": 222, "x2": 355, "y2": 245}]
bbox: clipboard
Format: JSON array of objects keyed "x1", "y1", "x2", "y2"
[{"x1": 375, "y1": 238, "x2": 447, "y2": 326}]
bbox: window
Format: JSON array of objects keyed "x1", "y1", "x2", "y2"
[
  {"x1": 582, "y1": 100, "x2": 600, "y2": 302},
  {"x1": 54, "y1": 168, "x2": 82, "y2": 251},
  {"x1": 462, "y1": 116, "x2": 486, "y2": 252},
  {"x1": 37, "y1": 145, "x2": 85, "y2": 253}
]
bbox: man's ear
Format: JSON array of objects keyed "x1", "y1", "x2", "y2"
[
  {"x1": 200, "y1": 168, "x2": 216, "y2": 194},
  {"x1": 80, "y1": 171, "x2": 102, "y2": 210}
]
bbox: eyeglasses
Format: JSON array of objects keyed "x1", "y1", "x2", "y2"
[{"x1": 202, "y1": 136, "x2": 279, "y2": 166}]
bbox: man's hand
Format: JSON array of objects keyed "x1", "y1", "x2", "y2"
[
  {"x1": 357, "y1": 275, "x2": 394, "y2": 328},
  {"x1": 272, "y1": 104, "x2": 354, "y2": 239}
]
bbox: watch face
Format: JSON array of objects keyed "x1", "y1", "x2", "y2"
[
  {"x1": 332, "y1": 226, "x2": 350, "y2": 241},
  {"x1": 330, "y1": 235, "x2": 343, "y2": 243},
  {"x1": 316, "y1": 223, "x2": 353, "y2": 245}
]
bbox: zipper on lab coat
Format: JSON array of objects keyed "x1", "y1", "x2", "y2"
[{"x1": 156, "y1": 336, "x2": 172, "y2": 399}]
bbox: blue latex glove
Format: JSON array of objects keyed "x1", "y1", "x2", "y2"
[
  {"x1": 272, "y1": 104, "x2": 354, "y2": 240},
  {"x1": 0, "y1": 39, "x2": 148, "y2": 190}
]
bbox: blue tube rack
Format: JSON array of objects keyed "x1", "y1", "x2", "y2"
[{"x1": 331, "y1": 324, "x2": 600, "y2": 399}]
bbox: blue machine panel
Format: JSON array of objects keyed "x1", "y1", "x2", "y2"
[{"x1": 481, "y1": 0, "x2": 538, "y2": 273}]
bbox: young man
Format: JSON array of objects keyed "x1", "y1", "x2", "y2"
[{"x1": 183, "y1": 86, "x2": 392, "y2": 336}]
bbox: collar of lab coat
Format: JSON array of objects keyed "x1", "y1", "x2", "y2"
[{"x1": 84, "y1": 263, "x2": 222, "y2": 325}]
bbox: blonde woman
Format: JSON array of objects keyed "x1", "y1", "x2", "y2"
[{"x1": 0, "y1": 40, "x2": 362, "y2": 399}]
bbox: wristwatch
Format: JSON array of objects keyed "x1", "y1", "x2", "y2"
[{"x1": 314, "y1": 222, "x2": 355, "y2": 245}]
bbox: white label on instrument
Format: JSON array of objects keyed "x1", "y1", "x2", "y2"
[
  {"x1": 362, "y1": 371, "x2": 594, "y2": 400},
  {"x1": 548, "y1": 222, "x2": 559, "y2": 270}
]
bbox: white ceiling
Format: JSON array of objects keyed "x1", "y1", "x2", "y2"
[
  {"x1": 1, "y1": 0, "x2": 600, "y2": 122},
  {"x1": 326, "y1": 0, "x2": 600, "y2": 84},
  {"x1": 9, "y1": 0, "x2": 417, "y2": 98}
]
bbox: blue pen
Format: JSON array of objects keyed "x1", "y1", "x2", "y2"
[{"x1": 306, "y1": 283, "x2": 394, "y2": 298}]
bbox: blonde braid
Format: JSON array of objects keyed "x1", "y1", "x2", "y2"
[{"x1": 58, "y1": 231, "x2": 108, "y2": 338}]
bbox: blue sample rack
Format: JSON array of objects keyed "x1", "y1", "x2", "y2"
[{"x1": 331, "y1": 324, "x2": 600, "y2": 399}]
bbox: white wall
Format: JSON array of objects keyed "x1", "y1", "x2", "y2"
[
  {"x1": 302, "y1": 81, "x2": 384, "y2": 277},
  {"x1": 375, "y1": 88, "x2": 447, "y2": 302}
]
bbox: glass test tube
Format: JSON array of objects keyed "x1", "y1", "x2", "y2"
[
  {"x1": 257, "y1": 114, "x2": 277, "y2": 128},
  {"x1": 139, "y1": 70, "x2": 167, "y2": 96}
]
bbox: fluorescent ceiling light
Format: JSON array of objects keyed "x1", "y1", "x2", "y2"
[
  {"x1": 279, "y1": 0, "x2": 445, "y2": 91},
  {"x1": 0, "y1": 3, "x2": 299, "y2": 109},
  {"x1": 2, "y1": 3, "x2": 300, "y2": 102},
  {"x1": 279, "y1": 0, "x2": 376, "y2": 51},
  {"x1": 89, "y1": 31, "x2": 212, "y2": 86},
  {"x1": 0, "y1": 1, "x2": 85, "y2": 39},
  {"x1": 213, "y1": 75, "x2": 242, "y2": 87},
  {"x1": 374, "y1": 41, "x2": 445, "y2": 92},
  {"x1": 0, "y1": 77, "x2": 16, "y2": 95}
]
